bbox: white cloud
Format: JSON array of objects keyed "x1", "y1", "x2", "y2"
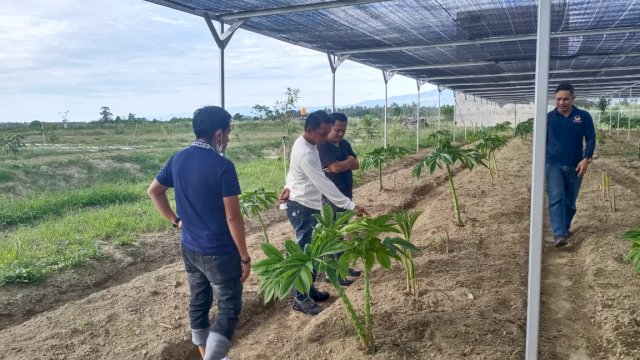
[{"x1": 0, "y1": 0, "x2": 428, "y2": 122}]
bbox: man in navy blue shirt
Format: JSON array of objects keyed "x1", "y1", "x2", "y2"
[
  {"x1": 147, "y1": 106, "x2": 251, "y2": 360},
  {"x1": 546, "y1": 83, "x2": 596, "y2": 247}
]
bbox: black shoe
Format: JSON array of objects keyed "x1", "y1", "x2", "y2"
[
  {"x1": 324, "y1": 275, "x2": 353, "y2": 286},
  {"x1": 338, "y1": 277, "x2": 353, "y2": 286},
  {"x1": 292, "y1": 297, "x2": 322, "y2": 316},
  {"x1": 348, "y1": 268, "x2": 362, "y2": 277},
  {"x1": 309, "y1": 288, "x2": 330, "y2": 302},
  {"x1": 554, "y1": 236, "x2": 568, "y2": 248}
]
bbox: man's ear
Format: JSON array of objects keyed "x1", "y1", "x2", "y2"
[{"x1": 214, "y1": 129, "x2": 223, "y2": 142}]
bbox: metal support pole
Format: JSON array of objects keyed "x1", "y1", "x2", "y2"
[
  {"x1": 633, "y1": 88, "x2": 636, "y2": 136},
  {"x1": 514, "y1": 104, "x2": 518, "y2": 136},
  {"x1": 453, "y1": 92, "x2": 456, "y2": 143},
  {"x1": 437, "y1": 86, "x2": 443, "y2": 131},
  {"x1": 416, "y1": 80, "x2": 424, "y2": 153},
  {"x1": 383, "y1": 71, "x2": 394, "y2": 148},
  {"x1": 628, "y1": 88, "x2": 633, "y2": 140},
  {"x1": 609, "y1": 97, "x2": 613, "y2": 134},
  {"x1": 327, "y1": 54, "x2": 350, "y2": 113},
  {"x1": 204, "y1": 15, "x2": 245, "y2": 109},
  {"x1": 219, "y1": 21, "x2": 225, "y2": 108},
  {"x1": 525, "y1": 0, "x2": 551, "y2": 359},
  {"x1": 617, "y1": 95, "x2": 621, "y2": 136}
]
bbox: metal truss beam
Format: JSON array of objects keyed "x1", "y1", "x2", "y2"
[
  {"x1": 449, "y1": 80, "x2": 640, "y2": 92},
  {"x1": 417, "y1": 63, "x2": 640, "y2": 82},
  {"x1": 217, "y1": 0, "x2": 392, "y2": 21},
  {"x1": 393, "y1": 51, "x2": 640, "y2": 72},
  {"x1": 439, "y1": 75, "x2": 640, "y2": 88},
  {"x1": 337, "y1": 26, "x2": 640, "y2": 55}
]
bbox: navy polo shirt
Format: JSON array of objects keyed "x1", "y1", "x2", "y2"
[
  {"x1": 317, "y1": 139, "x2": 356, "y2": 199},
  {"x1": 156, "y1": 146, "x2": 241, "y2": 256},
  {"x1": 546, "y1": 105, "x2": 596, "y2": 167}
]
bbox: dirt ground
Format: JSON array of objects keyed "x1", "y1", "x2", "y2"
[{"x1": 1, "y1": 137, "x2": 639, "y2": 360}]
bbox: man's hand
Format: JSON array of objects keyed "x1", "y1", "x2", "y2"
[
  {"x1": 240, "y1": 262, "x2": 251, "y2": 283},
  {"x1": 278, "y1": 187, "x2": 290, "y2": 203},
  {"x1": 576, "y1": 159, "x2": 589, "y2": 177},
  {"x1": 354, "y1": 204, "x2": 369, "y2": 216}
]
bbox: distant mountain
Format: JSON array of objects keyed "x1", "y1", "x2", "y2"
[
  {"x1": 144, "y1": 89, "x2": 455, "y2": 119},
  {"x1": 351, "y1": 89, "x2": 454, "y2": 108}
]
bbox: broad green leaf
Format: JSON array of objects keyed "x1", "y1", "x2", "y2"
[
  {"x1": 261, "y1": 242, "x2": 284, "y2": 261},
  {"x1": 284, "y1": 239, "x2": 302, "y2": 255}
]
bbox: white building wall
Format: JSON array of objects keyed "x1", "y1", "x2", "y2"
[{"x1": 453, "y1": 91, "x2": 536, "y2": 130}]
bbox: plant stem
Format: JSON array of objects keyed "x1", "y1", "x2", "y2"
[
  {"x1": 378, "y1": 161, "x2": 383, "y2": 190},
  {"x1": 257, "y1": 213, "x2": 269, "y2": 244},
  {"x1": 446, "y1": 165, "x2": 462, "y2": 225},
  {"x1": 363, "y1": 266, "x2": 375, "y2": 353},
  {"x1": 492, "y1": 152, "x2": 500, "y2": 179},
  {"x1": 331, "y1": 277, "x2": 366, "y2": 347}
]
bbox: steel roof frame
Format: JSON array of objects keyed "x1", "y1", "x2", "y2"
[{"x1": 337, "y1": 26, "x2": 640, "y2": 55}]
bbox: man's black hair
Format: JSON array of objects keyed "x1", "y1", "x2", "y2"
[
  {"x1": 555, "y1": 83, "x2": 575, "y2": 95},
  {"x1": 304, "y1": 110, "x2": 334, "y2": 130},
  {"x1": 330, "y1": 112, "x2": 348, "y2": 123},
  {"x1": 192, "y1": 106, "x2": 231, "y2": 142}
]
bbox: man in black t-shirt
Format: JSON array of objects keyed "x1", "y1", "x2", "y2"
[{"x1": 317, "y1": 112, "x2": 362, "y2": 284}]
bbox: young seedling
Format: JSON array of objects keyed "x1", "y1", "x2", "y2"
[
  {"x1": 360, "y1": 145, "x2": 410, "y2": 190},
  {"x1": 239, "y1": 188, "x2": 278, "y2": 243},
  {"x1": 622, "y1": 225, "x2": 640, "y2": 273},
  {"x1": 254, "y1": 205, "x2": 415, "y2": 354},
  {"x1": 412, "y1": 138, "x2": 485, "y2": 226},
  {"x1": 473, "y1": 130, "x2": 509, "y2": 184},
  {"x1": 601, "y1": 172, "x2": 611, "y2": 201},
  {"x1": 391, "y1": 210, "x2": 422, "y2": 297}
]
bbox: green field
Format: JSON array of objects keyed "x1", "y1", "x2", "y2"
[{"x1": 0, "y1": 115, "x2": 467, "y2": 285}]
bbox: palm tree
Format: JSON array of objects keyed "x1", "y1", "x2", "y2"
[{"x1": 412, "y1": 139, "x2": 485, "y2": 225}]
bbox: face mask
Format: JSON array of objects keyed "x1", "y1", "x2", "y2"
[{"x1": 215, "y1": 142, "x2": 225, "y2": 157}]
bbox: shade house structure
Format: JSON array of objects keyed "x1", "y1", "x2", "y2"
[{"x1": 144, "y1": 0, "x2": 639, "y2": 358}]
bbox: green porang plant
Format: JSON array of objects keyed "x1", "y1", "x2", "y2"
[
  {"x1": 253, "y1": 205, "x2": 416, "y2": 354},
  {"x1": 473, "y1": 130, "x2": 510, "y2": 184},
  {"x1": 360, "y1": 145, "x2": 410, "y2": 190},
  {"x1": 514, "y1": 118, "x2": 534, "y2": 139},
  {"x1": 622, "y1": 225, "x2": 640, "y2": 273},
  {"x1": 391, "y1": 210, "x2": 422, "y2": 297},
  {"x1": 412, "y1": 138, "x2": 485, "y2": 226},
  {"x1": 239, "y1": 188, "x2": 278, "y2": 243}
]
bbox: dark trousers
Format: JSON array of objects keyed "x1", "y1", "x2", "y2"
[
  {"x1": 545, "y1": 162, "x2": 583, "y2": 237},
  {"x1": 181, "y1": 245, "x2": 243, "y2": 345},
  {"x1": 286, "y1": 200, "x2": 319, "y2": 300}
]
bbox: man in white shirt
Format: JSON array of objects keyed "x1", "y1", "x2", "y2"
[{"x1": 279, "y1": 110, "x2": 367, "y2": 316}]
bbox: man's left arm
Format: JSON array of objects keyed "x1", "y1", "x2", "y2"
[
  {"x1": 325, "y1": 141, "x2": 359, "y2": 173},
  {"x1": 577, "y1": 112, "x2": 596, "y2": 177}
]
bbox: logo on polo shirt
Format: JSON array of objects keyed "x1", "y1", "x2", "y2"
[{"x1": 573, "y1": 115, "x2": 582, "y2": 123}]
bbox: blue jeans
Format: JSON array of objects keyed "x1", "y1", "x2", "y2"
[
  {"x1": 545, "y1": 162, "x2": 583, "y2": 237},
  {"x1": 181, "y1": 245, "x2": 243, "y2": 352},
  {"x1": 286, "y1": 200, "x2": 319, "y2": 300}
]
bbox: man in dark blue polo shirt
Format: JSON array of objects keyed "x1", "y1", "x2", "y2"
[
  {"x1": 147, "y1": 106, "x2": 251, "y2": 360},
  {"x1": 546, "y1": 83, "x2": 596, "y2": 247}
]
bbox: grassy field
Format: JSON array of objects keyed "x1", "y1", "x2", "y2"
[{"x1": 0, "y1": 116, "x2": 467, "y2": 285}]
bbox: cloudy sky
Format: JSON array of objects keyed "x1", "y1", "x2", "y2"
[{"x1": 0, "y1": 0, "x2": 436, "y2": 123}]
